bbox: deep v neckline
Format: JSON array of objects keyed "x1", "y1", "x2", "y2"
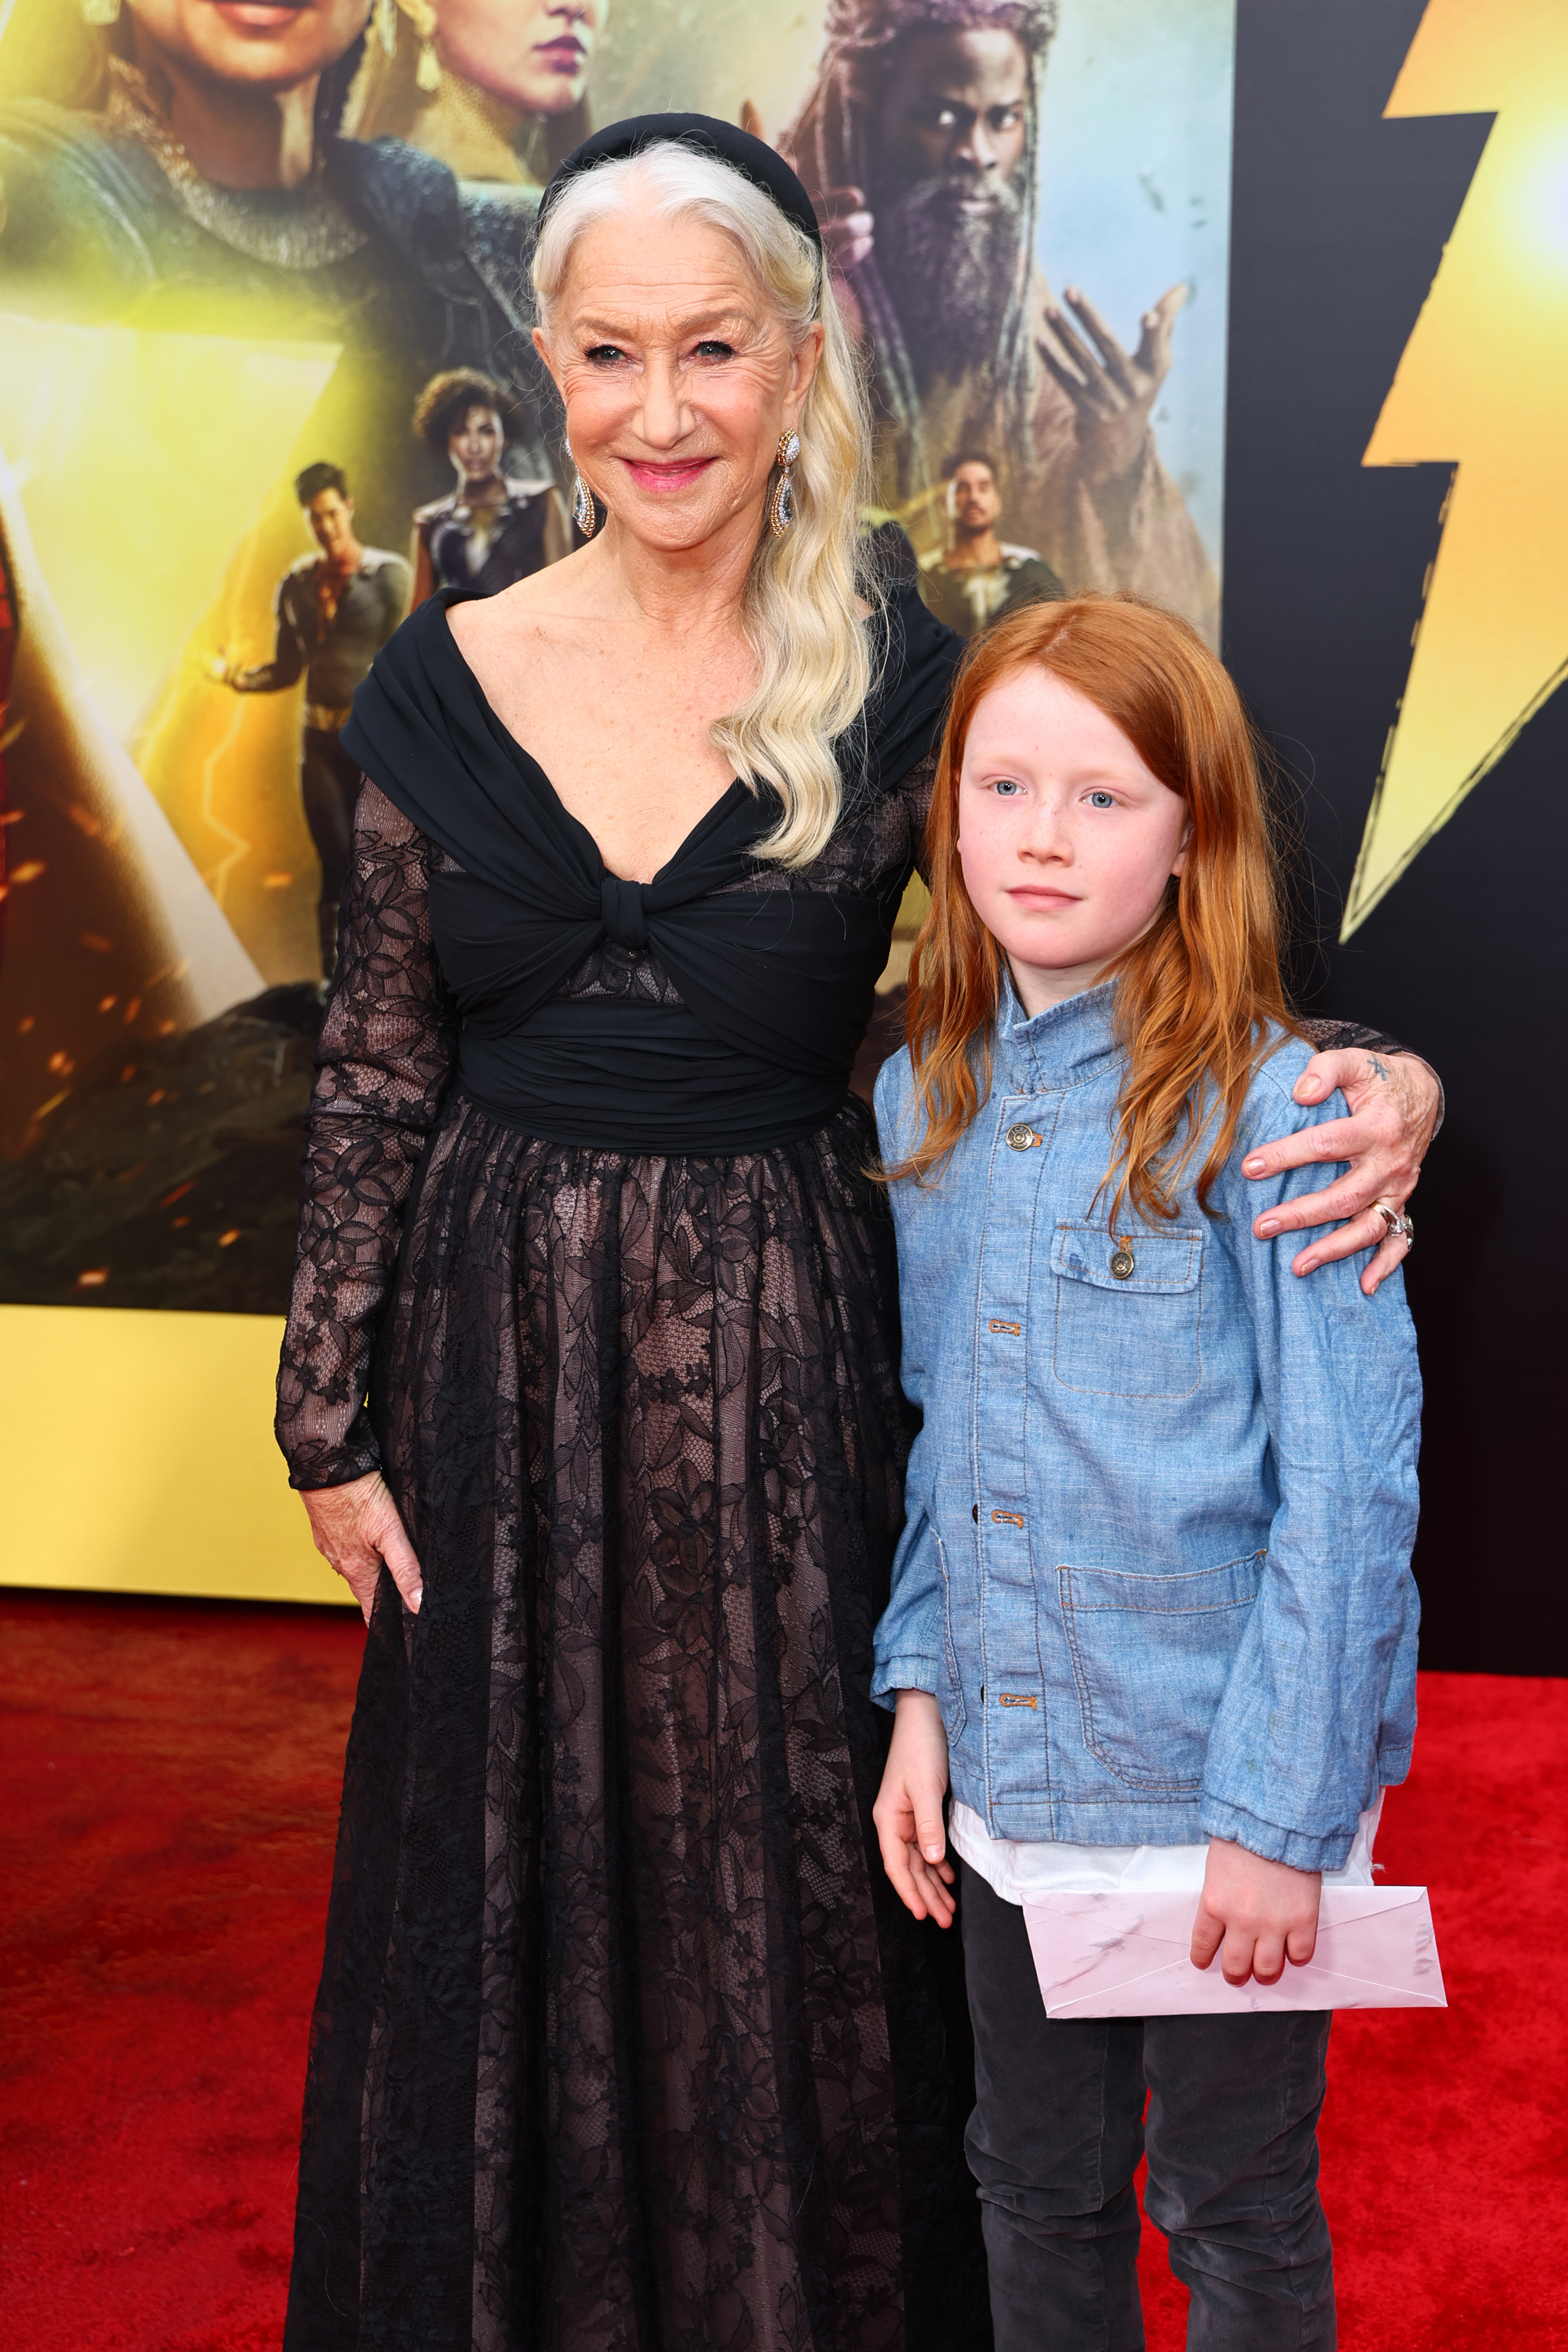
[{"x1": 437, "y1": 599, "x2": 752, "y2": 888}]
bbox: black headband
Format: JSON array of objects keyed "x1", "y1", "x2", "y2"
[{"x1": 537, "y1": 113, "x2": 825, "y2": 264}]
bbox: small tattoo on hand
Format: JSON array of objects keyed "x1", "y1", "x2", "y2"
[{"x1": 1366, "y1": 1056, "x2": 1390, "y2": 1082}]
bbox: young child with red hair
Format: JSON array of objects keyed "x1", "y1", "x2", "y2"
[{"x1": 870, "y1": 594, "x2": 1421, "y2": 2350}]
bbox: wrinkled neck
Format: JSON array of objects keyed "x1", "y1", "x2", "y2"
[{"x1": 593, "y1": 504, "x2": 764, "y2": 645}]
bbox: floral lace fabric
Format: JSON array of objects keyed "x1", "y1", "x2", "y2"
[{"x1": 277, "y1": 772, "x2": 989, "y2": 2352}]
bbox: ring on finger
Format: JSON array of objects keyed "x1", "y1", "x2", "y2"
[{"x1": 1373, "y1": 1200, "x2": 1413, "y2": 1246}]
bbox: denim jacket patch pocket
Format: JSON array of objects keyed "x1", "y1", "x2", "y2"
[
  {"x1": 1050, "y1": 1222, "x2": 1204, "y2": 1399},
  {"x1": 1057, "y1": 1552, "x2": 1265, "y2": 1793},
  {"x1": 933, "y1": 1529, "x2": 968, "y2": 1743}
]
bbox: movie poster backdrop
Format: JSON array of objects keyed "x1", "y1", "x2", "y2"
[{"x1": 0, "y1": 0, "x2": 1233, "y2": 1325}]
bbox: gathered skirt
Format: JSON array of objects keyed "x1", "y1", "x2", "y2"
[{"x1": 283, "y1": 1091, "x2": 991, "y2": 2352}]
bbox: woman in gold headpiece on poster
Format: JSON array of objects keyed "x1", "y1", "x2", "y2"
[{"x1": 346, "y1": 0, "x2": 609, "y2": 190}]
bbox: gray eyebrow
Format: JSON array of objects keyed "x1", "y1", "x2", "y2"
[{"x1": 572, "y1": 308, "x2": 756, "y2": 339}]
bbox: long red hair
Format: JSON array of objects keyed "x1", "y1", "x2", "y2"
[{"x1": 894, "y1": 594, "x2": 1302, "y2": 1222}]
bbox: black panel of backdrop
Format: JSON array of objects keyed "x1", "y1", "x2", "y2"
[{"x1": 1224, "y1": 0, "x2": 1566, "y2": 1676}]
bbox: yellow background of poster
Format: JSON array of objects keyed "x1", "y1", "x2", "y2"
[
  {"x1": 0, "y1": 0, "x2": 1234, "y2": 1602},
  {"x1": 1, "y1": 1305, "x2": 344, "y2": 1600}
]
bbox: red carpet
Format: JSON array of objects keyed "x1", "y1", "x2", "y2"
[{"x1": 1, "y1": 1593, "x2": 1563, "y2": 2350}]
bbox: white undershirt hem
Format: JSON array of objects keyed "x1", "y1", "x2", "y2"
[{"x1": 949, "y1": 1790, "x2": 1383, "y2": 1903}]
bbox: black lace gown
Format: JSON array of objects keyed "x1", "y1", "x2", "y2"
[{"x1": 276, "y1": 580, "x2": 993, "y2": 2351}]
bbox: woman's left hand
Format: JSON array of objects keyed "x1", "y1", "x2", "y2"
[{"x1": 1243, "y1": 1048, "x2": 1440, "y2": 1295}]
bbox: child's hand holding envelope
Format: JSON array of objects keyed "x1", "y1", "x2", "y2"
[{"x1": 1023, "y1": 1886, "x2": 1446, "y2": 2018}]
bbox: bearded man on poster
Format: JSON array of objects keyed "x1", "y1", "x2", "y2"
[{"x1": 783, "y1": 0, "x2": 1219, "y2": 643}]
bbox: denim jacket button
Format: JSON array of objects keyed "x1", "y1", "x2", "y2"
[
  {"x1": 972, "y1": 1503, "x2": 979, "y2": 1521},
  {"x1": 1110, "y1": 1246, "x2": 1136, "y2": 1279},
  {"x1": 1005, "y1": 1121, "x2": 1043, "y2": 1150}
]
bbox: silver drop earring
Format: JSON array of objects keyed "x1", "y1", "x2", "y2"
[
  {"x1": 565, "y1": 439, "x2": 598, "y2": 538},
  {"x1": 768, "y1": 429, "x2": 801, "y2": 538}
]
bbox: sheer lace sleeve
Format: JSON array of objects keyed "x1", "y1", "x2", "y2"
[
  {"x1": 1299, "y1": 1017, "x2": 1402, "y2": 1056},
  {"x1": 891, "y1": 748, "x2": 937, "y2": 885},
  {"x1": 275, "y1": 782, "x2": 458, "y2": 1491}
]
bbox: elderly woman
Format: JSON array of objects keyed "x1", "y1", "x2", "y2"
[{"x1": 276, "y1": 116, "x2": 1438, "y2": 2352}]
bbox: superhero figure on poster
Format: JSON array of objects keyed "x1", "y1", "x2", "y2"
[
  {"x1": 410, "y1": 368, "x2": 569, "y2": 604},
  {"x1": 783, "y1": 0, "x2": 1219, "y2": 642},
  {"x1": 917, "y1": 446, "x2": 1063, "y2": 639},
  {"x1": 214, "y1": 463, "x2": 410, "y2": 981},
  {"x1": 0, "y1": 0, "x2": 555, "y2": 498}
]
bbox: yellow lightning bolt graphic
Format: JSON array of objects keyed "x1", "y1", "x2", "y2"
[{"x1": 1345, "y1": 0, "x2": 1568, "y2": 937}]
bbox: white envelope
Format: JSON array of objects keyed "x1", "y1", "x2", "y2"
[{"x1": 1023, "y1": 1884, "x2": 1447, "y2": 2017}]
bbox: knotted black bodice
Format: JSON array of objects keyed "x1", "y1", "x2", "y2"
[{"x1": 339, "y1": 573, "x2": 961, "y2": 1154}]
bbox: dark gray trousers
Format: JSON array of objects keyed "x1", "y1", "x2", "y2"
[{"x1": 960, "y1": 1860, "x2": 1336, "y2": 2350}]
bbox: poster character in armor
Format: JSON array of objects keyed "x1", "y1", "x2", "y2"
[
  {"x1": 783, "y1": 0, "x2": 1220, "y2": 642},
  {"x1": 347, "y1": 0, "x2": 609, "y2": 191},
  {"x1": 410, "y1": 368, "x2": 569, "y2": 603},
  {"x1": 214, "y1": 463, "x2": 410, "y2": 980},
  {"x1": 918, "y1": 446, "x2": 1063, "y2": 638},
  {"x1": 0, "y1": 0, "x2": 554, "y2": 510}
]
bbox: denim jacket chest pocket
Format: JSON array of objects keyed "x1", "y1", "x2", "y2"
[{"x1": 1050, "y1": 1221, "x2": 1205, "y2": 1399}]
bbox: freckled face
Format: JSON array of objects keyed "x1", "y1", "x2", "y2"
[
  {"x1": 535, "y1": 212, "x2": 822, "y2": 557},
  {"x1": 956, "y1": 668, "x2": 1191, "y2": 1014}
]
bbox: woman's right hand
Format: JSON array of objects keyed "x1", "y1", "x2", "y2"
[
  {"x1": 302, "y1": 1471, "x2": 423, "y2": 1624},
  {"x1": 873, "y1": 1690, "x2": 956, "y2": 1926}
]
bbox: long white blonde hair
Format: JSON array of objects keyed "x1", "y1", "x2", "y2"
[{"x1": 531, "y1": 141, "x2": 881, "y2": 868}]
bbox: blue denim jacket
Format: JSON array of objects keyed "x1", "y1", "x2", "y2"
[{"x1": 871, "y1": 981, "x2": 1421, "y2": 1871}]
